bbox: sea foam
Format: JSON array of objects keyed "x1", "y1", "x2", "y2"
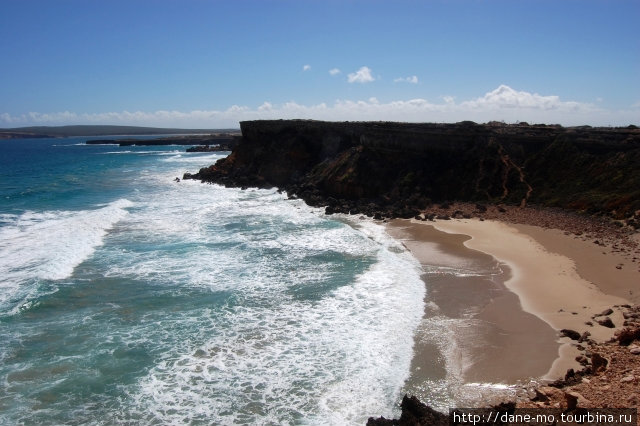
[
  {"x1": 0, "y1": 198, "x2": 133, "y2": 309},
  {"x1": 1, "y1": 146, "x2": 428, "y2": 425},
  {"x1": 98, "y1": 180, "x2": 426, "y2": 425}
]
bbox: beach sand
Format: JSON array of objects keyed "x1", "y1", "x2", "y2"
[{"x1": 387, "y1": 218, "x2": 636, "y2": 406}]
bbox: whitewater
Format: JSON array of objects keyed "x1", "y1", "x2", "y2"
[{"x1": 0, "y1": 137, "x2": 428, "y2": 425}]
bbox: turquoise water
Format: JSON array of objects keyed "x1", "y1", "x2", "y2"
[{"x1": 0, "y1": 138, "x2": 426, "y2": 425}]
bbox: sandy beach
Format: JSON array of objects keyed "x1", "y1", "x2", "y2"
[{"x1": 387, "y1": 216, "x2": 637, "y2": 405}]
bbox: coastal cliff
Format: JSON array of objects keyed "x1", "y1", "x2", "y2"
[{"x1": 185, "y1": 120, "x2": 640, "y2": 222}]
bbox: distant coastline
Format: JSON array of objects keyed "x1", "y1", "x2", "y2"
[
  {"x1": 86, "y1": 134, "x2": 240, "y2": 147},
  {"x1": 0, "y1": 124, "x2": 240, "y2": 139}
]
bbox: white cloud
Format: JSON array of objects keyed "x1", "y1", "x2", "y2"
[
  {"x1": 329, "y1": 68, "x2": 341, "y2": 76},
  {"x1": 2, "y1": 86, "x2": 637, "y2": 128},
  {"x1": 303, "y1": 64, "x2": 311, "y2": 71},
  {"x1": 461, "y1": 85, "x2": 584, "y2": 111},
  {"x1": 1, "y1": 112, "x2": 14, "y2": 123},
  {"x1": 347, "y1": 66, "x2": 375, "y2": 83},
  {"x1": 394, "y1": 75, "x2": 419, "y2": 84},
  {"x1": 258, "y1": 102, "x2": 273, "y2": 111}
]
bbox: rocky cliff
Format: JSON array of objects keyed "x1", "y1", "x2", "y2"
[{"x1": 184, "y1": 120, "x2": 640, "y2": 221}]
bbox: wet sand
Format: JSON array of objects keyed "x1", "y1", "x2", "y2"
[
  {"x1": 387, "y1": 218, "x2": 635, "y2": 406},
  {"x1": 387, "y1": 220, "x2": 559, "y2": 407}
]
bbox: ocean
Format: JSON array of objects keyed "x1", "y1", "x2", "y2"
[{"x1": 0, "y1": 137, "x2": 432, "y2": 425}]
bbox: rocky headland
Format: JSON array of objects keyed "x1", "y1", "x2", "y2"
[
  {"x1": 185, "y1": 144, "x2": 234, "y2": 152},
  {"x1": 184, "y1": 120, "x2": 640, "y2": 224},
  {"x1": 87, "y1": 133, "x2": 241, "y2": 147}
]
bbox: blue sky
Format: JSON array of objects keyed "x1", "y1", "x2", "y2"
[{"x1": 1, "y1": 0, "x2": 638, "y2": 127}]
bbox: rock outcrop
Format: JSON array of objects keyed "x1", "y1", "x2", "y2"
[
  {"x1": 519, "y1": 305, "x2": 640, "y2": 410},
  {"x1": 367, "y1": 395, "x2": 449, "y2": 426},
  {"x1": 185, "y1": 120, "x2": 640, "y2": 220},
  {"x1": 185, "y1": 144, "x2": 234, "y2": 152},
  {"x1": 87, "y1": 134, "x2": 240, "y2": 147}
]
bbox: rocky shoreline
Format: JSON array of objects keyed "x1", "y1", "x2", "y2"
[
  {"x1": 367, "y1": 305, "x2": 640, "y2": 424},
  {"x1": 185, "y1": 144, "x2": 234, "y2": 152},
  {"x1": 522, "y1": 305, "x2": 640, "y2": 409},
  {"x1": 87, "y1": 133, "x2": 240, "y2": 147}
]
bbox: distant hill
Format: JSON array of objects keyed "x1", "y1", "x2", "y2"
[{"x1": 0, "y1": 125, "x2": 240, "y2": 139}]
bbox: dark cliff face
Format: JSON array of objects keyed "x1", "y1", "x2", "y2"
[{"x1": 185, "y1": 120, "x2": 640, "y2": 220}]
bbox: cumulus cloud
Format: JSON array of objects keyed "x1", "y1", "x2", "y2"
[
  {"x1": 303, "y1": 64, "x2": 311, "y2": 71},
  {"x1": 2, "y1": 86, "x2": 637, "y2": 128},
  {"x1": 258, "y1": 102, "x2": 273, "y2": 111},
  {"x1": 394, "y1": 76, "x2": 419, "y2": 84},
  {"x1": 347, "y1": 66, "x2": 375, "y2": 83},
  {"x1": 461, "y1": 85, "x2": 584, "y2": 111},
  {"x1": 329, "y1": 68, "x2": 341, "y2": 76}
]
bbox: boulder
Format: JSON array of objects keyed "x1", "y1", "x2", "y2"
[
  {"x1": 565, "y1": 369, "x2": 575, "y2": 382},
  {"x1": 560, "y1": 329, "x2": 581, "y2": 340},
  {"x1": 597, "y1": 317, "x2": 615, "y2": 328},
  {"x1": 575, "y1": 355, "x2": 589, "y2": 365},
  {"x1": 475, "y1": 203, "x2": 487, "y2": 213},
  {"x1": 596, "y1": 308, "x2": 614, "y2": 317},
  {"x1": 535, "y1": 386, "x2": 563, "y2": 401},
  {"x1": 564, "y1": 391, "x2": 590, "y2": 410},
  {"x1": 578, "y1": 331, "x2": 591, "y2": 343},
  {"x1": 616, "y1": 326, "x2": 640, "y2": 345},
  {"x1": 590, "y1": 352, "x2": 608, "y2": 373}
]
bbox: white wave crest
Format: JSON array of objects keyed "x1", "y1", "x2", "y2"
[{"x1": 0, "y1": 199, "x2": 133, "y2": 307}]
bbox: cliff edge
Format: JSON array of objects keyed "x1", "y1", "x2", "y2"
[{"x1": 185, "y1": 120, "x2": 640, "y2": 222}]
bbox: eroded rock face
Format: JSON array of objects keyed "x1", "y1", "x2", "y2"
[{"x1": 184, "y1": 120, "x2": 640, "y2": 219}]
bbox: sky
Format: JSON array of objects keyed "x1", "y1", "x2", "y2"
[{"x1": 0, "y1": 0, "x2": 638, "y2": 128}]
